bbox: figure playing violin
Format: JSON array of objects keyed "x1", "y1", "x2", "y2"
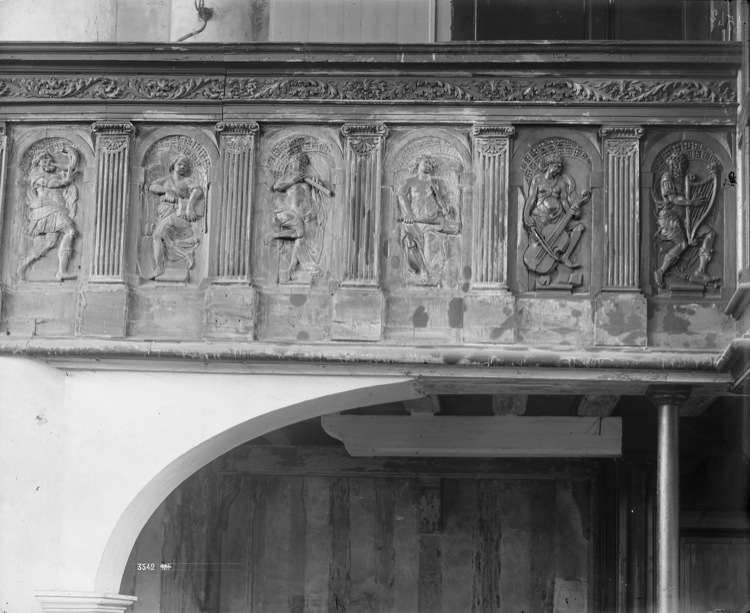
[{"x1": 522, "y1": 154, "x2": 591, "y2": 285}]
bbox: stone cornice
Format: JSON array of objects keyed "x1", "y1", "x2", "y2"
[
  {"x1": 0, "y1": 75, "x2": 737, "y2": 105},
  {"x1": 0, "y1": 41, "x2": 740, "y2": 68}
]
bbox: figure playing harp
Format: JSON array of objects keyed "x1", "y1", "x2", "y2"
[{"x1": 653, "y1": 152, "x2": 719, "y2": 288}]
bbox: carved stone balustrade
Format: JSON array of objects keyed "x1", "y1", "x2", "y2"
[{"x1": 0, "y1": 42, "x2": 744, "y2": 370}]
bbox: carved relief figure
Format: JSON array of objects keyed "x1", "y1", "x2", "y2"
[
  {"x1": 264, "y1": 152, "x2": 333, "y2": 281},
  {"x1": 17, "y1": 147, "x2": 80, "y2": 281},
  {"x1": 147, "y1": 154, "x2": 205, "y2": 280},
  {"x1": 653, "y1": 151, "x2": 719, "y2": 289},
  {"x1": 523, "y1": 153, "x2": 591, "y2": 286},
  {"x1": 396, "y1": 155, "x2": 460, "y2": 283}
]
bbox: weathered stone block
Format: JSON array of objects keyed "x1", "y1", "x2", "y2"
[
  {"x1": 203, "y1": 285, "x2": 256, "y2": 340},
  {"x1": 79, "y1": 285, "x2": 129, "y2": 338},
  {"x1": 516, "y1": 298, "x2": 594, "y2": 346},
  {"x1": 462, "y1": 291, "x2": 516, "y2": 344},
  {"x1": 129, "y1": 288, "x2": 204, "y2": 340},
  {"x1": 384, "y1": 291, "x2": 464, "y2": 343},
  {"x1": 649, "y1": 302, "x2": 738, "y2": 350},
  {"x1": 595, "y1": 293, "x2": 647, "y2": 347},
  {"x1": 257, "y1": 290, "x2": 330, "y2": 342},
  {"x1": 332, "y1": 287, "x2": 383, "y2": 342},
  {"x1": 1, "y1": 286, "x2": 77, "y2": 337}
]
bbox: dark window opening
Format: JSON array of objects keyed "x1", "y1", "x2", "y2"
[{"x1": 450, "y1": 0, "x2": 736, "y2": 42}]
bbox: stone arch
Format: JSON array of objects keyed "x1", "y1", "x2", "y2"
[{"x1": 87, "y1": 370, "x2": 420, "y2": 594}]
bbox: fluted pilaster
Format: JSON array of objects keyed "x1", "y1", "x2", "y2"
[
  {"x1": 471, "y1": 125, "x2": 515, "y2": 287},
  {"x1": 214, "y1": 122, "x2": 259, "y2": 282},
  {"x1": 600, "y1": 127, "x2": 644, "y2": 290},
  {"x1": 91, "y1": 122, "x2": 133, "y2": 281},
  {"x1": 341, "y1": 123, "x2": 387, "y2": 285}
]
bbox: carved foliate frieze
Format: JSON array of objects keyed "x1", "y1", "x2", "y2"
[
  {"x1": 651, "y1": 141, "x2": 722, "y2": 291},
  {"x1": 225, "y1": 77, "x2": 736, "y2": 104},
  {"x1": 0, "y1": 76, "x2": 224, "y2": 100},
  {"x1": 392, "y1": 136, "x2": 463, "y2": 285},
  {"x1": 17, "y1": 138, "x2": 82, "y2": 281},
  {"x1": 262, "y1": 135, "x2": 335, "y2": 284},
  {"x1": 90, "y1": 122, "x2": 133, "y2": 281},
  {"x1": 521, "y1": 138, "x2": 593, "y2": 290},
  {"x1": 140, "y1": 136, "x2": 210, "y2": 282}
]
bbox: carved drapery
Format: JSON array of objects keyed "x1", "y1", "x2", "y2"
[
  {"x1": 91, "y1": 122, "x2": 133, "y2": 281},
  {"x1": 600, "y1": 127, "x2": 644, "y2": 290},
  {"x1": 341, "y1": 123, "x2": 387, "y2": 284},
  {"x1": 471, "y1": 125, "x2": 514, "y2": 287},
  {"x1": 214, "y1": 122, "x2": 258, "y2": 282}
]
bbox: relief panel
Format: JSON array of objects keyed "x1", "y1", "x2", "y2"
[
  {"x1": 381, "y1": 129, "x2": 471, "y2": 343},
  {"x1": 256, "y1": 129, "x2": 340, "y2": 287},
  {"x1": 0, "y1": 127, "x2": 94, "y2": 337},
  {"x1": 647, "y1": 139, "x2": 726, "y2": 295},
  {"x1": 138, "y1": 134, "x2": 212, "y2": 284},
  {"x1": 516, "y1": 136, "x2": 595, "y2": 292}
]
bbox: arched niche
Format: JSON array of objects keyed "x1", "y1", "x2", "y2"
[
  {"x1": 131, "y1": 127, "x2": 219, "y2": 287},
  {"x1": 641, "y1": 130, "x2": 734, "y2": 297},
  {"x1": 254, "y1": 126, "x2": 344, "y2": 288},
  {"x1": 509, "y1": 128, "x2": 603, "y2": 294},
  {"x1": 4, "y1": 127, "x2": 96, "y2": 287},
  {"x1": 382, "y1": 128, "x2": 472, "y2": 289}
]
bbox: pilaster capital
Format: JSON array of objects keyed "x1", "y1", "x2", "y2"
[
  {"x1": 36, "y1": 591, "x2": 137, "y2": 613},
  {"x1": 471, "y1": 125, "x2": 515, "y2": 138},
  {"x1": 599, "y1": 126, "x2": 644, "y2": 139},
  {"x1": 215, "y1": 121, "x2": 259, "y2": 135},
  {"x1": 646, "y1": 385, "x2": 691, "y2": 408},
  {"x1": 341, "y1": 122, "x2": 388, "y2": 138},
  {"x1": 91, "y1": 122, "x2": 134, "y2": 135}
]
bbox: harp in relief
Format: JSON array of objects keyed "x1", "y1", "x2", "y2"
[{"x1": 683, "y1": 162, "x2": 719, "y2": 245}]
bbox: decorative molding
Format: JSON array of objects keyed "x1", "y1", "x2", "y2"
[
  {"x1": 215, "y1": 122, "x2": 259, "y2": 134},
  {"x1": 599, "y1": 126, "x2": 645, "y2": 139},
  {"x1": 472, "y1": 125, "x2": 516, "y2": 138},
  {"x1": 0, "y1": 76, "x2": 736, "y2": 104},
  {"x1": 341, "y1": 123, "x2": 388, "y2": 137},
  {"x1": 0, "y1": 76, "x2": 224, "y2": 100},
  {"x1": 226, "y1": 77, "x2": 737, "y2": 104},
  {"x1": 36, "y1": 591, "x2": 137, "y2": 613},
  {"x1": 91, "y1": 122, "x2": 134, "y2": 135}
]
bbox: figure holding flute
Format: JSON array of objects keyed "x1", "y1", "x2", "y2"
[{"x1": 265, "y1": 152, "x2": 333, "y2": 281}]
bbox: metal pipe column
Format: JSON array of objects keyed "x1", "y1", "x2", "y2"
[{"x1": 647, "y1": 386, "x2": 689, "y2": 613}]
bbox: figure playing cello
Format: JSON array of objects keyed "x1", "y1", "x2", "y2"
[{"x1": 522, "y1": 154, "x2": 591, "y2": 285}]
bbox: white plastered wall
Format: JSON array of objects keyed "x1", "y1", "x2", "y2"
[{"x1": 0, "y1": 356, "x2": 419, "y2": 612}]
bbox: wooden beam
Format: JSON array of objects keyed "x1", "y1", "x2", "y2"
[
  {"x1": 492, "y1": 394, "x2": 527, "y2": 415},
  {"x1": 321, "y1": 415, "x2": 621, "y2": 458},
  {"x1": 404, "y1": 395, "x2": 441, "y2": 415},
  {"x1": 578, "y1": 395, "x2": 620, "y2": 417},
  {"x1": 679, "y1": 395, "x2": 716, "y2": 417},
  {"x1": 217, "y1": 445, "x2": 598, "y2": 478}
]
